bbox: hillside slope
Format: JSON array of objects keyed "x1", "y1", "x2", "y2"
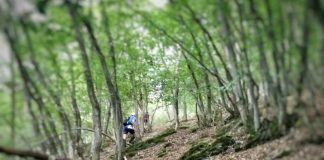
[{"x1": 118, "y1": 119, "x2": 324, "y2": 160}]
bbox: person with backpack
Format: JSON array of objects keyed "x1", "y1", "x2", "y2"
[
  {"x1": 123, "y1": 113, "x2": 136, "y2": 144},
  {"x1": 143, "y1": 112, "x2": 149, "y2": 124}
]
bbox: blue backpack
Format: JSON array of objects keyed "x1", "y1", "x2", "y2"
[{"x1": 123, "y1": 115, "x2": 136, "y2": 126}]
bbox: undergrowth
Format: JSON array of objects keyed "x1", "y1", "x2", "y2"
[
  {"x1": 238, "y1": 114, "x2": 299, "y2": 151},
  {"x1": 179, "y1": 135, "x2": 235, "y2": 160},
  {"x1": 124, "y1": 128, "x2": 176, "y2": 157}
]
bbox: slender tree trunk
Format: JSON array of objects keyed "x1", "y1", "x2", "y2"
[
  {"x1": 24, "y1": 88, "x2": 48, "y2": 151},
  {"x1": 81, "y1": 12, "x2": 123, "y2": 160},
  {"x1": 135, "y1": 98, "x2": 140, "y2": 137},
  {"x1": 195, "y1": 101, "x2": 200, "y2": 126},
  {"x1": 297, "y1": 2, "x2": 310, "y2": 102},
  {"x1": 130, "y1": 71, "x2": 141, "y2": 138},
  {"x1": 183, "y1": 2, "x2": 232, "y2": 80},
  {"x1": 309, "y1": 0, "x2": 324, "y2": 27},
  {"x1": 235, "y1": 0, "x2": 260, "y2": 131},
  {"x1": 183, "y1": 16, "x2": 212, "y2": 123},
  {"x1": 24, "y1": 89, "x2": 45, "y2": 150},
  {"x1": 249, "y1": 0, "x2": 275, "y2": 110},
  {"x1": 67, "y1": 51, "x2": 83, "y2": 158},
  {"x1": 5, "y1": 28, "x2": 62, "y2": 155},
  {"x1": 67, "y1": 3, "x2": 102, "y2": 159},
  {"x1": 10, "y1": 53, "x2": 16, "y2": 147},
  {"x1": 218, "y1": 0, "x2": 248, "y2": 128},
  {"x1": 173, "y1": 53, "x2": 181, "y2": 129},
  {"x1": 20, "y1": 20, "x2": 74, "y2": 156},
  {"x1": 135, "y1": 88, "x2": 144, "y2": 137},
  {"x1": 100, "y1": 14, "x2": 124, "y2": 160},
  {"x1": 177, "y1": 13, "x2": 237, "y2": 118},
  {"x1": 265, "y1": 0, "x2": 287, "y2": 132},
  {"x1": 103, "y1": 101, "x2": 112, "y2": 135},
  {"x1": 183, "y1": 100, "x2": 188, "y2": 121},
  {"x1": 173, "y1": 87, "x2": 180, "y2": 130},
  {"x1": 165, "y1": 103, "x2": 172, "y2": 122},
  {"x1": 183, "y1": 52, "x2": 206, "y2": 125},
  {"x1": 140, "y1": 86, "x2": 145, "y2": 136}
]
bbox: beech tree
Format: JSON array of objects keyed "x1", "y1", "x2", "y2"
[{"x1": 0, "y1": 0, "x2": 322, "y2": 159}]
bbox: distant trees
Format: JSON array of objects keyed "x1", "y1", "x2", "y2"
[{"x1": 139, "y1": 0, "x2": 322, "y2": 134}]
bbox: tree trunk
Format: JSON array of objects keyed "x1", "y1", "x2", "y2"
[
  {"x1": 24, "y1": 88, "x2": 46, "y2": 151},
  {"x1": 249, "y1": 0, "x2": 275, "y2": 109},
  {"x1": 21, "y1": 20, "x2": 73, "y2": 156},
  {"x1": 183, "y1": 53, "x2": 206, "y2": 125},
  {"x1": 103, "y1": 101, "x2": 112, "y2": 135},
  {"x1": 67, "y1": 51, "x2": 83, "y2": 158},
  {"x1": 81, "y1": 12, "x2": 123, "y2": 160},
  {"x1": 67, "y1": 4, "x2": 102, "y2": 159},
  {"x1": 177, "y1": 13, "x2": 237, "y2": 118},
  {"x1": 265, "y1": 0, "x2": 287, "y2": 132},
  {"x1": 165, "y1": 103, "x2": 172, "y2": 122},
  {"x1": 135, "y1": 98, "x2": 141, "y2": 138},
  {"x1": 173, "y1": 52, "x2": 181, "y2": 129},
  {"x1": 10, "y1": 52, "x2": 16, "y2": 147},
  {"x1": 5, "y1": 28, "x2": 62, "y2": 155},
  {"x1": 140, "y1": 87, "x2": 145, "y2": 137},
  {"x1": 135, "y1": 85, "x2": 145, "y2": 137},
  {"x1": 235, "y1": 0, "x2": 260, "y2": 131},
  {"x1": 183, "y1": 2, "x2": 232, "y2": 80},
  {"x1": 218, "y1": 0, "x2": 248, "y2": 128},
  {"x1": 173, "y1": 87, "x2": 180, "y2": 130},
  {"x1": 297, "y1": 1, "x2": 310, "y2": 102},
  {"x1": 183, "y1": 100, "x2": 188, "y2": 121}
]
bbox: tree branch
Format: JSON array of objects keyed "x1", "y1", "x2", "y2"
[{"x1": 0, "y1": 145, "x2": 68, "y2": 160}]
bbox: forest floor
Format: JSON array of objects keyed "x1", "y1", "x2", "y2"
[
  {"x1": 121, "y1": 119, "x2": 324, "y2": 160},
  {"x1": 101, "y1": 93, "x2": 324, "y2": 160},
  {"x1": 100, "y1": 117, "x2": 324, "y2": 160}
]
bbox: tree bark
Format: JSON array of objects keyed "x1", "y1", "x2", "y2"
[
  {"x1": 66, "y1": 50, "x2": 83, "y2": 158},
  {"x1": 103, "y1": 101, "x2": 112, "y2": 135},
  {"x1": 173, "y1": 52, "x2": 181, "y2": 129},
  {"x1": 66, "y1": 3, "x2": 102, "y2": 159},
  {"x1": 173, "y1": 87, "x2": 180, "y2": 130},
  {"x1": 5, "y1": 27, "x2": 63, "y2": 155},
  {"x1": 235, "y1": 0, "x2": 260, "y2": 131},
  {"x1": 265, "y1": 0, "x2": 287, "y2": 132},
  {"x1": 177, "y1": 13, "x2": 237, "y2": 118},
  {"x1": 183, "y1": 2, "x2": 232, "y2": 81},
  {"x1": 81, "y1": 12, "x2": 123, "y2": 160},
  {"x1": 183, "y1": 52, "x2": 206, "y2": 125},
  {"x1": 183, "y1": 100, "x2": 188, "y2": 121},
  {"x1": 21, "y1": 20, "x2": 74, "y2": 156},
  {"x1": 249, "y1": 0, "x2": 274, "y2": 107},
  {"x1": 218, "y1": 0, "x2": 248, "y2": 128},
  {"x1": 10, "y1": 52, "x2": 16, "y2": 147}
]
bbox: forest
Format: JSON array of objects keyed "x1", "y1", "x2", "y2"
[{"x1": 0, "y1": 0, "x2": 323, "y2": 159}]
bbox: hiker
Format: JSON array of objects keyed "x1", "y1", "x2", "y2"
[
  {"x1": 123, "y1": 113, "x2": 136, "y2": 144},
  {"x1": 144, "y1": 111, "x2": 152, "y2": 133},
  {"x1": 144, "y1": 112, "x2": 149, "y2": 124}
]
